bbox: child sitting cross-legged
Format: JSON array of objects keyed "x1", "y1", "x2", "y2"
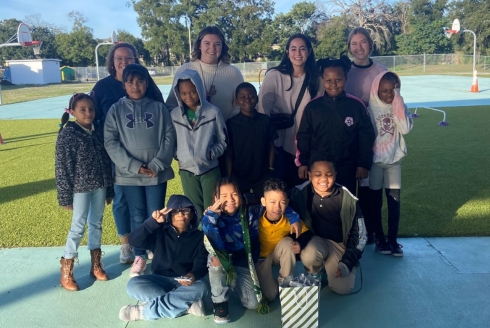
[
  {"x1": 119, "y1": 195, "x2": 208, "y2": 322},
  {"x1": 254, "y1": 178, "x2": 312, "y2": 302}
]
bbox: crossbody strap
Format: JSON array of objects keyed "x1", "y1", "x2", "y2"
[{"x1": 291, "y1": 76, "x2": 309, "y2": 119}]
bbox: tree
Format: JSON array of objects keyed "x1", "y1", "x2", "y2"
[
  {"x1": 330, "y1": 0, "x2": 399, "y2": 54},
  {"x1": 395, "y1": 0, "x2": 452, "y2": 54},
  {"x1": 450, "y1": 0, "x2": 490, "y2": 55},
  {"x1": 315, "y1": 15, "x2": 350, "y2": 58},
  {"x1": 55, "y1": 11, "x2": 97, "y2": 66}
]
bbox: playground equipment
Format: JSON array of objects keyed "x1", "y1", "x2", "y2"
[
  {"x1": 443, "y1": 19, "x2": 478, "y2": 93},
  {"x1": 95, "y1": 31, "x2": 118, "y2": 81},
  {"x1": 412, "y1": 106, "x2": 448, "y2": 126},
  {"x1": 0, "y1": 23, "x2": 42, "y2": 105}
]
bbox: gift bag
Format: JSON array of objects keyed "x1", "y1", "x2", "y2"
[{"x1": 279, "y1": 284, "x2": 319, "y2": 328}]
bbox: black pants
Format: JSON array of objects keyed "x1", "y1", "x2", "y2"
[
  {"x1": 273, "y1": 147, "x2": 306, "y2": 190},
  {"x1": 335, "y1": 165, "x2": 357, "y2": 195},
  {"x1": 358, "y1": 186, "x2": 374, "y2": 235},
  {"x1": 370, "y1": 188, "x2": 400, "y2": 242}
]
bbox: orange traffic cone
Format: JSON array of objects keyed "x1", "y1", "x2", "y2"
[
  {"x1": 0, "y1": 133, "x2": 4, "y2": 145},
  {"x1": 471, "y1": 70, "x2": 479, "y2": 93}
]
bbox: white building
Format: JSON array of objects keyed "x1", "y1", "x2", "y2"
[{"x1": 5, "y1": 59, "x2": 61, "y2": 85}]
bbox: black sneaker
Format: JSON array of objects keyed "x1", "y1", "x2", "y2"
[
  {"x1": 375, "y1": 238, "x2": 392, "y2": 255},
  {"x1": 366, "y1": 233, "x2": 375, "y2": 244},
  {"x1": 213, "y1": 302, "x2": 230, "y2": 324},
  {"x1": 389, "y1": 241, "x2": 404, "y2": 257}
]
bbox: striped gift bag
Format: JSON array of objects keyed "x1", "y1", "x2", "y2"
[{"x1": 279, "y1": 285, "x2": 319, "y2": 328}]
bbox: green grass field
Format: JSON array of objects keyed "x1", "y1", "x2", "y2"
[{"x1": 1, "y1": 106, "x2": 489, "y2": 247}]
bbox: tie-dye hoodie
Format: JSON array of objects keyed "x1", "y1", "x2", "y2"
[{"x1": 368, "y1": 72, "x2": 413, "y2": 165}]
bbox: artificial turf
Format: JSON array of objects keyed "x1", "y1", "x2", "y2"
[{"x1": 0, "y1": 106, "x2": 489, "y2": 247}]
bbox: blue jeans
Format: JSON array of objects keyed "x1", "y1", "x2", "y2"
[
  {"x1": 208, "y1": 256, "x2": 259, "y2": 310},
  {"x1": 120, "y1": 183, "x2": 167, "y2": 256},
  {"x1": 63, "y1": 188, "x2": 106, "y2": 259},
  {"x1": 126, "y1": 274, "x2": 207, "y2": 320},
  {"x1": 113, "y1": 184, "x2": 131, "y2": 237}
]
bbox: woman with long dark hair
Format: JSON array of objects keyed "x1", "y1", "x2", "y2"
[{"x1": 257, "y1": 33, "x2": 322, "y2": 188}]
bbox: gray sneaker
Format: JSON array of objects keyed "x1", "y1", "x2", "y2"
[
  {"x1": 120, "y1": 244, "x2": 134, "y2": 264},
  {"x1": 119, "y1": 304, "x2": 144, "y2": 321},
  {"x1": 187, "y1": 299, "x2": 205, "y2": 317}
]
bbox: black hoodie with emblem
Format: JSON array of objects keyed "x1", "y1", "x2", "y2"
[{"x1": 129, "y1": 195, "x2": 208, "y2": 280}]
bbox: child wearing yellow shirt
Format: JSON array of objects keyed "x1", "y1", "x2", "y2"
[{"x1": 254, "y1": 178, "x2": 312, "y2": 301}]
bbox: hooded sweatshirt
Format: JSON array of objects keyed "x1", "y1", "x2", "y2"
[
  {"x1": 170, "y1": 69, "x2": 227, "y2": 175},
  {"x1": 368, "y1": 72, "x2": 413, "y2": 165},
  {"x1": 129, "y1": 195, "x2": 208, "y2": 279},
  {"x1": 104, "y1": 96, "x2": 175, "y2": 185}
]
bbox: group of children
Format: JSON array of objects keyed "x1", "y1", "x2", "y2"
[{"x1": 55, "y1": 53, "x2": 412, "y2": 321}]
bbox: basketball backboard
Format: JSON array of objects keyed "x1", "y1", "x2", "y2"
[
  {"x1": 451, "y1": 19, "x2": 461, "y2": 33},
  {"x1": 17, "y1": 23, "x2": 33, "y2": 46}
]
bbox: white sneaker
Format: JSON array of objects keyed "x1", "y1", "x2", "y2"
[
  {"x1": 129, "y1": 256, "x2": 147, "y2": 277},
  {"x1": 187, "y1": 299, "x2": 205, "y2": 317},
  {"x1": 119, "y1": 304, "x2": 144, "y2": 321},
  {"x1": 146, "y1": 250, "x2": 154, "y2": 260},
  {"x1": 120, "y1": 244, "x2": 134, "y2": 264}
]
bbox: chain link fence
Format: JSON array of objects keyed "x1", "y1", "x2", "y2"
[{"x1": 70, "y1": 54, "x2": 490, "y2": 83}]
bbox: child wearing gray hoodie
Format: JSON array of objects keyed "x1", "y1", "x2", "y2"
[
  {"x1": 170, "y1": 69, "x2": 227, "y2": 219},
  {"x1": 105, "y1": 64, "x2": 176, "y2": 277}
]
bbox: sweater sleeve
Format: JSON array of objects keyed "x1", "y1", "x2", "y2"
[
  {"x1": 104, "y1": 105, "x2": 143, "y2": 174},
  {"x1": 295, "y1": 104, "x2": 313, "y2": 166},
  {"x1": 392, "y1": 90, "x2": 413, "y2": 135},
  {"x1": 357, "y1": 103, "x2": 376, "y2": 170},
  {"x1": 55, "y1": 134, "x2": 75, "y2": 206},
  {"x1": 208, "y1": 109, "x2": 228, "y2": 160},
  {"x1": 147, "y1": 105, "x2": 176, "y2": 174},
  {"x1": 128, "y1": 217, "x2": 161, "y2": 251},
  {"x1": 257, "y1": 72, "x2": 276, "y2": 115}
]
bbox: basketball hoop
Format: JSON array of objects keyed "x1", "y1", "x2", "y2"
[
  {"x1": 30, "y1": 41, "x2": 43, "y2": 55},
  {"x1": 444, "y1": 29, "x2": 458, "y2": 39}
]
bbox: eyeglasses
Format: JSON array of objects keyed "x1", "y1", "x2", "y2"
[
  {"x1": 171, "y1": 208, "x2": 192, "y2": 215},
  {"x1": 114, "y1": 56, "x2": 135, "y2": 63}
]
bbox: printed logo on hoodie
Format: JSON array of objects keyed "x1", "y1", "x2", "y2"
[{"x1": 125, "y1": 113, "x2": 155, "y2": 129}]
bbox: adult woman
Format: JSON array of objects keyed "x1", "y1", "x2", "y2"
[
  {"x1": 166, "y1": 26, "x2": 243, "y2": 120},
  {"x1": 92, "y1": 43, "x2": 163, "y2": 265},
  {"x1": 258, "y1": 33, "x2": 322, "y2": 188},
  {"x1": 344, "y1": 27, "x2": 387, "y2": 245}
]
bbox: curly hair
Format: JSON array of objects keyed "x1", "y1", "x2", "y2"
[
  {"x1": 105, "y1": 43, "x2": 140, "y2": 77},
  {"x1": 316, "y1": 54, "x2": 352, "y2": 77},
  {"x1": 262, "y1": 178, "x2": 288, "y2": 196},
  {"x1": 191, "y1": 26, "x2": 230, "y2": 64}
]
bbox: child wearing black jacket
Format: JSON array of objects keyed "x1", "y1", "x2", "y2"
[
  {"x1": 119, "y1": 195, "x2": 208, "y2": 322},
  {"x1": 296, "y1": 55, "x2": 375, "y2": 194}
]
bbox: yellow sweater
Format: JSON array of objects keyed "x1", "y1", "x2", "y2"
[{"x1": 259, "y1": 213, "x2": 309, "y2": 258}]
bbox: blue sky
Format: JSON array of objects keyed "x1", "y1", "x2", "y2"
[{"x1": 2, "y1": 0, "x2": 302, "y2": 40}]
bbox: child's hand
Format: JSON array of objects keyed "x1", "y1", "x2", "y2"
[
  {"x1": 291, "y1": 241, "x2": 301, "y2": 254},
  {"x1": 139, "y1": 164, "x2": 155, "y2": 177},
  {"x1": 178, "y1": 273, "x2": 196, "y2": 286},
  {"x1": 106, "y1": 198, "x2": 113, "y2": 205},
  {"x1": 290, "y1": 221, "x2": 302, "y2": 238},
  {"x1": 152, "y1": 207, "x2": 172, "y2": 223},
  {"x1": 207, "y1": 199, "x2": 224, "y2": 214},
  {"x1": 62, "y1": 205, "x2": 73, "y2": 211},
  {"x1": 356, "y1": 167, "x2": 368, "y2": 180},
  {"x1": 298, "y1": 165, "x2": 308, "y2": 179}
]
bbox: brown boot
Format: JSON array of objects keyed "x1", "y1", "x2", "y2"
[
  {"x1": 90, "y1": 248, "x2": 109, "y2": 281},
  {"x1": 60, "y1": 257, "x2": 79, "y2": 291}
]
